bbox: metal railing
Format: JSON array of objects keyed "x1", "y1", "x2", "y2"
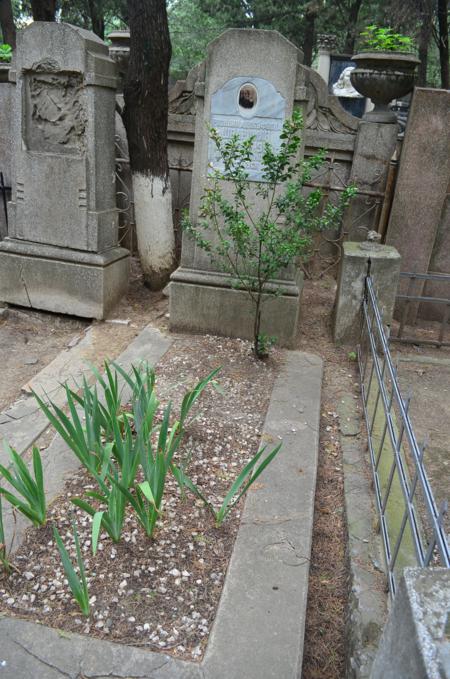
[
  {"x1": 358, "y1": 275, "x2": 450, "y2": 596},
  {"x1": 391, "y1": 271, "x2": 450, "y2": 347}
]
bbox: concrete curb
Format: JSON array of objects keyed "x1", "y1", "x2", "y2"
[
  {"x1": 0, "y1": 350, "x2": 323, "y2": 679},
  {"x1": 337, "y1": 395, "x2": 388, "y2": 679}
]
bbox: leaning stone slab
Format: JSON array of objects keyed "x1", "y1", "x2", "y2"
[{"x1": 0, "y1": 350, "x2": 323, "y2": 679}]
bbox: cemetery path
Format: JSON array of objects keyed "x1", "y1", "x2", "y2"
[{"x1": 297, "y1": 277, "x2": 363, "y2": 679}]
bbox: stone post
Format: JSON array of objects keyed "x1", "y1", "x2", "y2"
[
  {"x1": 0, "y1": 62, "x2": 13, "y2": 240},
  {"x1": 342, "y1": 118, "x2": 399, "y2": 241},
  {"x1": 370, "y1": 568, "x2": 450, "y2": 679},
  {"x1": 315, "y1": 34, "x2": 337, "y2": 84},
  {"x1": 0, "y1": 22, "x2": 129, "y2": 319},
  {"x1": 333, "y1": 240, "x2": 401, "y2": 345}
]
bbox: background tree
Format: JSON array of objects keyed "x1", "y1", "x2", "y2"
[
  {"x1": 59, "y1": 0, "x2": 128, "y2": 39},
  {"x1": 168, "y1": 0, "x2": 225, "y2": 80},
  {"x1": 123, "y1": 0, "x2": 175, "y2": 290},
  {"x1": 30, "y1": 0, "x2": 56, "y2": 20},
  {"x1": 0, "y1": 0, "x2": 16, "y2": 47}
]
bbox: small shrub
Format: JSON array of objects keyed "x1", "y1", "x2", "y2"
[
  {"x1": 183, "y1": 110, "x2": 356, "y2": 358},
  {"x1": 53, "y1": 520, "x2": 90, "y2": 616},
  {"x1": 0, "y1": 44, "x2": 12, "y2": 63},
  {"x1": 0, "y1": 444, "x2": 46, "y2": 526},
  {"x1": 359, "y1": 25, "x2": 415, "y2": 53}
]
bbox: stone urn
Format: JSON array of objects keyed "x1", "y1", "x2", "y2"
[{"x1": 350, "y1": 52, "x2": 420, "y2": 123}]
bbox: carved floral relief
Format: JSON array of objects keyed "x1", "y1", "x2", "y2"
[{"x1": 25, "y1": 71, "x2": 87, "y2": 153}]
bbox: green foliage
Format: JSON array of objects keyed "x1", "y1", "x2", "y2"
[
  {"x1": 172, "y1": 442, "x2": 282, "y2": 527},
  {"x1": 35, "y1": 361, "x2": 221, "y2": 546},
  {"x1": 0, "y1": 444, "x2": 46, "y2": 526},
  {"x1": 348, "y1": 351, "x2": 357, "y2": 362},
  {"x1": 168, "y1": 0, "x2": 226, "y2": 80},
  {"x1": 359, "y1": 25, "x2": 415, "y2": 53},
  {"x1": 0, "y1": 496, "x2": 12, "y2": 573},
  {"x1": 256, "y1": 334, "x2": 277, "y2": 358},
  {"x1": 183, "y1": 110, "x2": 356, "y2": 358},
  {"x1": 0, "y1": 44, "x2": 12, "y2": 62},
  {"x1": 53, "y1": 520, "x2": 90, "y2": 616}
]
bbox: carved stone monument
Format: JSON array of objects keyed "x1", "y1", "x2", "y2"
[
  {"x1": 0, "y1": 22, "x2": 129, "y2": 318},
  {"x1": 170, "y1": 29, "x2": 309, "y2": 346}
]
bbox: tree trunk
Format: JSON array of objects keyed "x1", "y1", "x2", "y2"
[
  {"x1": 123, "y1": 0, "x2": 175, "y2": 290},
  {"x1": 30, "y1": 0, "x2": 57, "y2": 21},
  {"x1": 87, "y1": 0, "x2": 105, "y2": 39},
  {"x1": 437, "y1": 0, "x2": 449, "y2": 89},
  {"x1": 344, "y1": 0, "x2": 363, "y2": 54},
  {"x1": 0, "y1": 0, "x2": 16, "y2": 49},
  {"x1": 0, "y1": 0, "x2": 16, "y2": 48},
  {"x1": 302, "y1": 7, "x2": 317, "y2": 66},
  {"x1": 417, "y1": 1, "x2": 433, "y2": 86}
]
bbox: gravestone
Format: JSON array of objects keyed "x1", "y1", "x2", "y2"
[
  {"x1": 169, "y1": 29, "x2": 308, "y2": 346},
  {"x1": 385, "y1": 88, "x2": 450, "y2": 322},
  {"x1": 0, "y1": 22, "x2": 129, "y2": 319}
]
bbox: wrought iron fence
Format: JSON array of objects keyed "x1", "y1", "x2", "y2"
[
  {"x1": 391, "y1": 271, "x2": 450, "y2": 348},
  {"x1": 301, "y1": 156, "x2": 390, "y2": 280},
  {"x1": 358, "y1": 275, "x2": 450, "y2": 596}
]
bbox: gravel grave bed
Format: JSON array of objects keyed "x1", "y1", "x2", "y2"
[{"x1": 0, "y1": 334, "x2": 281, "y2": 662}]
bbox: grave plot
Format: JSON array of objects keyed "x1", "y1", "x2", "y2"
[{"x1": 0, "y1": 334, "x2": 280, "y2": 661}]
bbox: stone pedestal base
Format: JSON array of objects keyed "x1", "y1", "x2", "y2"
[
  {"x1": 333, "y1": 241, "x2": 401, "y2": 345},
  {"x1": 169, "y1": 268, "x2": 303, "y2": 347},
  {"x1": 0, "y1": 239, "x2": 130, "y2": 319}
]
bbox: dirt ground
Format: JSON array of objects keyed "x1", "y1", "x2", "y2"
[
  {"x1": 0, "y1": 259, "x2": 168, "y2": 412},
  {"x1": 393, "y1": 349, "x2": 450, "y2": 535},
  {"x1": 0, "y1": 261, "x2": 358, "y2": 679}
]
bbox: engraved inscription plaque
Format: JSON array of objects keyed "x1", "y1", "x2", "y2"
[{"x1": 208, "y1": 76, "x2": 286, "y2": 182}]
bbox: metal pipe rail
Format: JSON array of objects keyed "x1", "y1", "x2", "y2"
[{"x1": 358, "y1": 275, "x2": 449, "y2": 596}]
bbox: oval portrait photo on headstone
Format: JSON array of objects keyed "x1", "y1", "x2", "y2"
[{"x1": 238, "y1": 83, "x2": 258, "y2": 111}]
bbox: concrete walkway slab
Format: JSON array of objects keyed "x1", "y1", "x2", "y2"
[{"x1": 0, "y1": 349, "x2": 323, "y2": 679}]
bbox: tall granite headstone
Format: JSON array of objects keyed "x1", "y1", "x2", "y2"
[
  {"x1": 385, "y1": 88, "x2": 450, "y2": 322},
  {"x1": 0, "y1": 22, "x2": 129, "y2": 319},
  {"x1": 169, "y1": 29, "x2": 308, "y2": 346}
]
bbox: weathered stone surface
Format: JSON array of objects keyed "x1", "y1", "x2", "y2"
[
  {"x1": 385, "y1": 88, "x2": 450, "y2": 321},
  {"x1": 334, "y1": 241, "x2": 401, "y2": 345},
  {"x1": 370, "y1": 568, "x2": 450, "y2": 679},
  {"x1": 342, "y1": 120, "x2": 398, "y2": 241},
  {"x1": 0, "y1": 22, "x2": 129, "y2": 318},
  {"x1": 169, "y1": 269, "x2": 304, "y2": 347}
]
